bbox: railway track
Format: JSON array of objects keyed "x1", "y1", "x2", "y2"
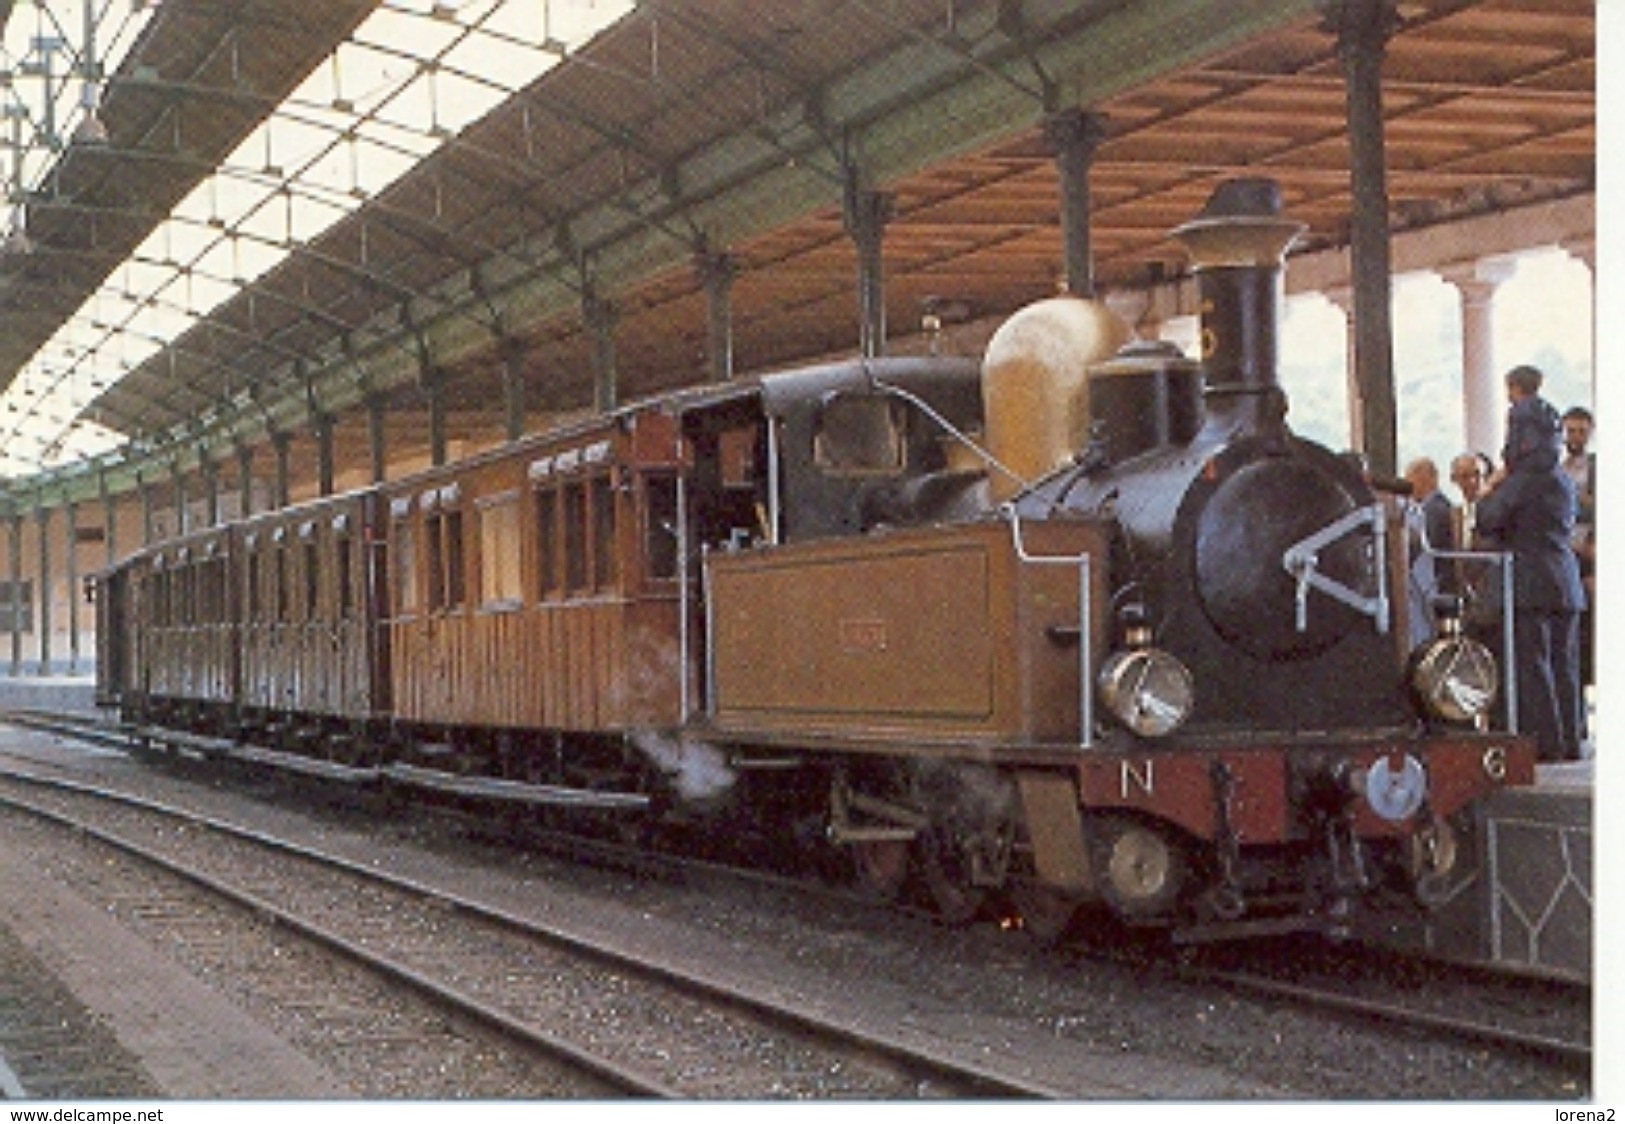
[
  {"x1": 0, "y1": 743, "x2": 1063, "y2": 1098},
  {"x1": 1175, "y1": 960, "x2": 1591, "y2": 1075},
  {"x1": 0, "y1": 708, "x2": 1591, "y2": 1097},
  {"x1": 0, "y1": 773, "x2": 671, "y2": 1097}
]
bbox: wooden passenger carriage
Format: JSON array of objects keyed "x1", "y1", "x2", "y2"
[
  {"x1": 380, "y1": 406, "x2": 693, "y2": 767},
  {"x1": 374, "y1": 357, "x2": 984, "y2": 762},
  {"x1": 94, "y1": 355, "x2": 1010, "y2": 776}
]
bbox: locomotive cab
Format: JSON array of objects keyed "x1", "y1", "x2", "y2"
[{"x1": 669, "y1": 356, "x2": 991, "y2": 556}]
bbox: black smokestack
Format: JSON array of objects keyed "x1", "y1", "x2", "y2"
[{"x1": 1169, "y1": 178, "x2": 1303, "y2": 397}]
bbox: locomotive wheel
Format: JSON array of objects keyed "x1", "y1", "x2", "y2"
[
  {"x1": 1406, "y1": 815, "x2": 1464, "y2": 907},
  {"x1": 850, "y1": 839, "x2": 909, "y2": 901},
  {"x1": 1089, "y1": 816, "x2": 1187, "y2": 921},
  {"x1": 917, "y1": 827, "x2": 988, "y2": 925},
  {"x1": 1010, "y1": 882, "x2": 1083, "y2": 946}
]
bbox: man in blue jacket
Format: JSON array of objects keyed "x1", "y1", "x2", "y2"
[{"x1": 1476, "y1": 365, "x2": 1587, "y2": 761}]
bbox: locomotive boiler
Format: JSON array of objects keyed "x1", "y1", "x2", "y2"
[
  {"x1": 1000, "y1": 178, "x2": 1532, "y2": 931},
  {"x1": 1013, "y1": 177, "x2": 1407, "y2": 733}
]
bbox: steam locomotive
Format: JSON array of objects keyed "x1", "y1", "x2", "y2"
[{"x1": 95, "y1": 178, "x2": 1534, "y2": 942}]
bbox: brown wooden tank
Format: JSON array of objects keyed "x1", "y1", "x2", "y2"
[{"x1": 704, "y1": 517, "x2": 1108, "y2": 755}]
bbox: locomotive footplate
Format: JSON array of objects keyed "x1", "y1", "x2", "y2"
[
  {"x1": 1066, "y1": 732, "x2": 1536, "y2": 931},
  {"x1": 1073, "y1": 733, "x2": 1532, "y2": 842}
]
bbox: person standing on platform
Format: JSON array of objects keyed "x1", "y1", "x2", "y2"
[
  {"x1": 1494, "y1": 364, "x2": 1562, "y2": 480},
  {"x1": 1449, "y1": 452, "x2": 1489, "y2": 549},
  {"x1": 1475, "y1": 365, "x2": 1587, "y2": 762},
  {"x1": 1561, "y1": 406, "x2": 1596, "y2": 513},
  {"x1": 1403, "y1": 456, "x2": 1457, "y2": 645},
  {"x1": 1448, "y1": 451, "x2": 1497, "y2": 643},
  {"x1": 1560, "y1": 406, "x2": 1596, "y2": 691},
  {"x1": 1456, "y1": 451, "x2": 1488, "y2": 636}
]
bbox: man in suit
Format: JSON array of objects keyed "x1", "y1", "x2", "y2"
[
  {"x1": 1448, "y1": 452, "x2": 1489, "y2": 548},
  {"x1": 1476, "y1": 367, "x2": 1587, "y2": 761},
  {"x1": 1561, "y1": 406, "x2": 1595, "y2": 519},
  {"x1": 1448, "y1": 451, "x2": 1501, "y2": 649},
  {"x1": 1560, "y1": 406, "x2": 1595, "y2": 690},
  {"x1": 1402, "y1": 456, "x2": 1457, "y2": 645}
]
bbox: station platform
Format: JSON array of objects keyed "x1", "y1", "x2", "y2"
[
  {"x1": 1368, "y1": 757, "x2": 1594, "y2": 984},
  {"x1": 0, "y1": 675, "x2": 1596, "y2": 983},
  {"x1": 0, "y1": 673, "x2": 100, "y2": 718}
]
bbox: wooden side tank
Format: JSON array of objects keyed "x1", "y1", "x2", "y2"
[{"x1": 704, "y1": 517, "x2": 1108, "y2": 756}]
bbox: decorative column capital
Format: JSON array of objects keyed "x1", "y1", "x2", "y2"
[{"x1": 1436, "y1": 255, "x2": 1519, "y2": 302}]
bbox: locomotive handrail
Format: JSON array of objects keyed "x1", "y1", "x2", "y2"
[
  {"x1": 1280, "y1": 502, "x2": 1390, "y2": 636},
  {"x1": 1003, "y1": 507, "x2": 1094, "y2": 749},
  {"x1": 868, "y1": 375, "x2": 1028, "y2": 493}
]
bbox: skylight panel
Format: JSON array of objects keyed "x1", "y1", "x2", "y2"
[{"x1": 0, "y1": 0, "x2": 635, "y2": 478}]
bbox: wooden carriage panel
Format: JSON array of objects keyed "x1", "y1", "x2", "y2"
[
  {"x1": 236, "y1": 492, "x2": 380, "y2": 724},
  {"x1": 390, "y1": 597, "x2": 681, "y2": 733},
  {"x1": 92, "y1": 564, "x2": 133, "y2": 708},
  {"x1": 133, "y1": 528, "x2": 239, "y2": 712},
  {"x1": 383, "y1": 407, "x2": 686, "y2": 737}
]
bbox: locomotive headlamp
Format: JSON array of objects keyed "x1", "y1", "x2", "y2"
[
  {"x1": 1408, "y1": 606, "x2": 1498, "y2": 724},
  {"x1": 1098, "y1": 646, "x2": 1195, "y2": 738}
]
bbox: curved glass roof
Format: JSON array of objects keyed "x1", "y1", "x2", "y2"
[{"x1": 0, "y1": 0, "x2": 631, "y2": 477}]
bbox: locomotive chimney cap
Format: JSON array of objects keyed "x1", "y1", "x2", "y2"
[
  {"x1": 1171, "y1": 177, "x2": 1304, "y2": 270},
  {"x1": 1195, "y1": 177, "x2": 1285, "y2": 220}
]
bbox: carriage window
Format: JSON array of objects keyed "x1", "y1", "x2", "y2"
[
  {"x1": 536, "y1": 487, "x2": 559, "y2": 598},
  {"x1": 152, "y1": 569, "x2": 167, "y2": 627},
  {"x1": 336, "y1": 535, "x2": 354, "y2": 620},
  {"x1": 592, "y1": 476, "x2": 617, "y2": 589},
  {"x1": 201, "y1": 559, "x2": 225, "y2": 624},
  {"x1": 395, "y1": 521, "x2": 418, "y2": 614},
  {"x1": 428, "y1": 508, "x2": 467, "y2": 611},
  {"x1": 645, "y1": 474, "x2": 679, "y2": 581},
  {"x1": 246, "y1": 551, "x2": 261, "y2": 621},
  {"x1": 479, "y1": 493, "x2": 522, "y2": 607},
  {"x1": 813, "y1": 394, "x2": 906, "y2": 474},
  {"x1": 197, "y1": 561, "x2": 211, "y2": 624},
  {"x1": 274, "y1": 545, "x2": 289, "y2": 621},
  {"x1": 303, "y1": 540, "x2": 320, "y2": 621},
  {"x1": 564, "y1": 481, "x2": 589, "y2": 593}
]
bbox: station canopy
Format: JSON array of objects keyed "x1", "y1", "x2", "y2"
[{"x1": 0, "y1": 0, "x2": 1594, "y2": 492}]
